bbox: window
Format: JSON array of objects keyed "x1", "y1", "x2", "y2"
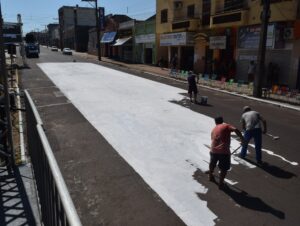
[
  {"x1": 187, "y1": 5, "x2": 195, "y2": 18},
  {"x1": 161, "y1": 9, "x2": 168, "y2": 23},
  {"x1": 202, "y1": 0, "x2": 211, "y2": 26},
  {"x1": 174, "y1": 1, "x2": 183, "y2": 9}
]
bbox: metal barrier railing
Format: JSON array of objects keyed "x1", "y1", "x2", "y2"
[{"x1": 24, "y1": 90, "x2": 82, "y2": 226}]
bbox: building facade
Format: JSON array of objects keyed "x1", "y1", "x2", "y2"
[
  {"x1": 47, "y1": 23, "x2": 60, "y2": 47},
  {"x1": 156, "y1": 0, "x2": 201, "y2": 71},
  {"x1": 156, "y1": 0, "x2": 300, "y2": 88},
  {"x1": 58, "y1": 5, "x2": 96, "y2": 52},
  {"x1": 134, "y1": 15, "x2": 156, "y2": 65},
  {"x1": 195, "y1": 0, "x2": 300, "y2": 88},
  {"x1": 100, "y1": 14, "x2": 132, "y2": 57},
  {"x1": 111, "y1": 20, "x2": 140, "y2": 62}
]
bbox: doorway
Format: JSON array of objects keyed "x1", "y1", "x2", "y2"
[
  {"x1": 180, "y1": 47, "x2": 194, "y2": 71},
  {"x1": 296, "y1": 58, "x2": 300, "y2": 89},
  {"x1": 145, "y1": 48, "x2": 152, "y2": 64},
  {"x1": 204, "y1": 46, "x2": 213, "y2": 74}
]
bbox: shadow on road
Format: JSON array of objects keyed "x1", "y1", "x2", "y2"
[
  {"x1": 219, "y1": 185, "x2": 285, "y2": 219},
  {"x1": 0, "y1": 166, "x2": 36, "y2": 226},
  {"x1": 193, "y1": 169, "x2": 285, "y2": 220},
  {"x1": 169, "y1": 95, "x2": 213, "y2": 109},
  {"x1": 242, "y1": 158, "x2": 296, "y2": 179}
]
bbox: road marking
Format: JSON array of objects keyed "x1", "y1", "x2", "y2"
[
  {"x1": 249, "y1": 144, "x2": 299, "y2": 166},
  {"x1": 37, "y1": 102, "x2": 71, "y2": 108}
]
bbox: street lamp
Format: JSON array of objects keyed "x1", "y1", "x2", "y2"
[{"x1": 82, "y1": 0, "x2": 101, "y2": 61}]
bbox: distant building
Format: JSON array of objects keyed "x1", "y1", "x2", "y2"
[
  {"x1": 47, "y1": 23, "x2": 60, "y2": 47},
  {"x1": 112, "y1": 19, "x2": 142, "y2": 62},
  {"x1": 88, "y1": 14, "x2": 132, "y2": 56},
  {"x1": 134, "y1": 15, "x2": 156, "y2": 65},
  {"x1": 58, "y1": 5, "x2": 96, "y2": 52}
]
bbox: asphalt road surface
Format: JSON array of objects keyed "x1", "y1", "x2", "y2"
[{"x1": 20, "y1": 46, "x2": 300, "y2": 226}]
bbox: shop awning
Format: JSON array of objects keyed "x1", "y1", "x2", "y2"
[
  {"x1": 101, "y1": 32, "x2": 117, "y2": 43},
  {"x1": 112, "y1": 37, "x2": 132, "y2": 46}
]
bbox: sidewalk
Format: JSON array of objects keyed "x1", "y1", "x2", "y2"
[
  {"x1": 0, "y1": 164, "x2": 40, "y2": 226},
  {"x1": 73, "y1": 51, "x2": 300, "y2": 112},
  {"x1": 0, "y1": 52, "x2": 41, "y2": 226}
]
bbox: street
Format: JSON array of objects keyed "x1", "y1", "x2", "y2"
[{"x1": 20, "y1": 46, "x2": 300, "y2": 226}]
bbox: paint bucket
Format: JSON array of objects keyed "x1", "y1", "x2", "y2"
[{"x1": 200, "y1": 96, "x2": 208, "y2": 105}]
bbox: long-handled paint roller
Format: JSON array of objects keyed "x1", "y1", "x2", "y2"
[
  {"x1": 231, "y1": 145, "x2": 242, "y2": 155},
  {"x1": 265, "y1": 133, "x2": 280, "y2": 140}
]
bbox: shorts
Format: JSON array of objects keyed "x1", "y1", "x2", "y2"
[
  {"x1": 188, "y1": 85, "x2": 198, "y2": 94},
  {"x1": 210, "y1": 152, "x2": 231, "y2": 171}
]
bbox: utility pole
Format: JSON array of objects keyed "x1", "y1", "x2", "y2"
[
  {"x1": 74, "y1": 5, "x2": 78, "y2": 51},
  {"x1": 17, "y1": 14, "x2": 26, "y2": 66},
  {"x1": 253, "y1": 0, "x2": 271, "y2": 97},
  {"x1": 95, "y1": 0, "x2": 101, "y2": 61},
  {"x1": 0, "y1": 3, "x2": 15, "y2": 167},
  {"x1": 82, "y1": 0, "x2": 101, "y2": 60}
]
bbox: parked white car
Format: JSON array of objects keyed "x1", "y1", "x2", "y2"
[
  {"x1": 62, "y1": 48, "x2": 72, "y2": 55},
  {"x1": 51, "y1": 46, "x2": 58, "y2": 51}
]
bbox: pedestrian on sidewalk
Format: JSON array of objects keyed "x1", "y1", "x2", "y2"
[
  {"x1": 247, "y1": 60, "x2": 256, "y2": 83},
  {"x1": 187, "y1": 71, "x2": 198, "y2": 103},
  {"x1": 170, "y1": 54, "x2": 178, "y2": 76},
  {"x1": 158, "y1": 57, "x2": 164, "y2": 70},
  {"x1": 240, "y1": 106, "x2": 267, "y2": 165},
  {"x1": 209, "y1": 116, "x2": 244, "y2": 189}
]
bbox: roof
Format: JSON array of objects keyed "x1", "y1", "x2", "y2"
[
  {"x1": 146, "y1": 14, "x2": 156, "y2": 21},
  {"x1": 105, "y1": 14, "x2": 133, "y2": 23}
]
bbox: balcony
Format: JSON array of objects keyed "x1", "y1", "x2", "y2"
[{"x1": 211, "y1": 9, "x2": 249, "y2": 28}]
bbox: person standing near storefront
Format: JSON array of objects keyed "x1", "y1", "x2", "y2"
[
  {"x1": 247, "y1": 60, "x2": 256, "y2": 83},
  {"x1": 170, "y1": 54, "x2": 178, "y2": 76}
]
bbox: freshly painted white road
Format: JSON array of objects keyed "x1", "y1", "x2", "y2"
[{"x1": 38, "y1": 63, "x2": 297, "y2": 226}]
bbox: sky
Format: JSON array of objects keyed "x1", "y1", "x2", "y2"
[{"x1": 1, "y1": 0, "x2": 156, "y2": 33}]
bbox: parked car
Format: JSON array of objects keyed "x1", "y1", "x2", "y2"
[
  {"x1": 62, "y1": 48, "x2": 72, "y2": 55},
  {"x1": 51, "y1": 46, "x2": 58, "y2": 51}
]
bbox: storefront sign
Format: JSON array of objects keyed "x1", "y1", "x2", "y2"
[
  {"x1": 3, "y1": 22, "x2": 22, "y2": 43},
  {"x1": 135, "y1": 34, "x2": 155, "y2": 44},
  {"x1": 238, "y1": 24, "x2": 275, "y2": 49},
  {"x1": 160, "y1": 32, "x2": 194, "y2": 46},
  {"x1": 209, "y1": 36, "x2": 226, "y2": 49},
  {"x1": 101, "y1": 32, "x2": 117, "y2": 43}
]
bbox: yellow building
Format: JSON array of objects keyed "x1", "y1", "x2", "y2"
[
  {"x1": 156, "y1": 0, "x2": 202, "y2": 71},
  {"x1": 195, "y1": 0, "x2": 300, "y2": 88},
  {"x1": 157, "y1": 0, "x2": 300, "y2": 88}
]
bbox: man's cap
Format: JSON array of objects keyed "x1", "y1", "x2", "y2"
[
  {"x1": 188, "y1": 71, "x2": 193, "y2": 75},
  {"x1": 243, "y1": 106, "x2": 251, "y2": 112}
]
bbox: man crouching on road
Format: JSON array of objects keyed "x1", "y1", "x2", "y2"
[{"x1": 209, "y1": 116, "x2": 244, "y2": 189}]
